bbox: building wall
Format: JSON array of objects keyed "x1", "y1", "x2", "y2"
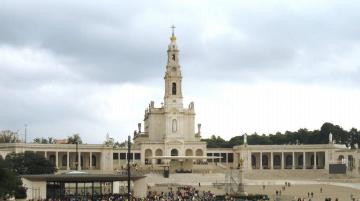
[{"x1": 22, "y1": 178, "x2": 47, "y2": 200}]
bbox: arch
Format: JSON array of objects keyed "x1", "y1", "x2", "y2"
[
  {"x1": 155, "y1": 149, "x2": 163, "y2": 156},
  {"x1": 273, "y1": 155, "x2": 281, "y2": 167},
  {"x1": 172, "y1": 54, "x2": 176, "y2": 61},
  {"x1": 185, "y1": 149, "x2": 193, "y2": 156},
  {"x1": 91, "y1": 155, "x2": 96, "y2": 167},
  {"x1": 145, "y1": 149, "x2": 152, "y2": 164},
  {"x1": 262, "y1": 155, "x2": 268, "y2": 167},
  {"x1": 286, "y1": 155, "x2": 293, "y2": 168},
  {"x1": 298, "y1": 155, "x2": 303, "y2": 166},
  {"x1": 338, "y1": 155, "x2": 344, "y2": 161},
  {"x1": 62, "y1": 155, "x2": 67, "y2": 167},
  {"x1": 49, "y1": 155, "x2": 56, "y2": 165},
  {"x1": 171, "y1": 149, "x2": 179, "y2": 156},
  {"x1": 251, "y1": 155, "x2": 256, "y2": 168},
  {"x1": 195, "y1": 149, "x2": 203, "y2": 156},
  {"x1": 172, "y1": 82, "x2": 176, "y2": 95},
  {"x1": 155, "y1": 149, "x2": 163, "y2": 164},
  {"x1": 172, "y1": 119, "x2": 177, "y2": 133}
]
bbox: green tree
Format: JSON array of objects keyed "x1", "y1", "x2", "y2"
[
  {"x1": 67, "y1": 133, "x2": 82, "y2": 144},
  {"x1": 0, "y1": 156, "x2": 27, "y2": 199},
  {"x1": 5, "y1": 152, "x2": 56, "y2": 175},
  {"x1": 202, "y1": 122, "x2": 360, "y2": 147},
  {"x1": 33, "y1": 137, "x2": 54, "y2": 144},
  {"x1": 0, "y1": 130, "x2": 21, "y2": 143}
]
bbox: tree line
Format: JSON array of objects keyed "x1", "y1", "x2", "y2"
[
  {"x1": 202, "y1": 122, "x2": 360, "y2": 148},
  {"x1": 0, "y1": 152, "x2": 56, "y2": 199}
]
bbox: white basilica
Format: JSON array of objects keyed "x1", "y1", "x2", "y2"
[
  {"x1": 1, "y1": 31, "x2": 360, "y2": 178},
  {"x1": 132, "y1": 30, "x2": 206, "y2": 167}
]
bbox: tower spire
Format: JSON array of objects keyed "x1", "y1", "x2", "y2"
[
  {"x1": 164, "y1": 25, "x2": 182, "y2": 109},
  {"x1": 170, "y1": 25, "x2": 176, "y2": 41}
]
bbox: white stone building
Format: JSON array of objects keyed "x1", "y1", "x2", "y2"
[{"x1": 0, "y1": 32, "x2": 359, "y2": 177}]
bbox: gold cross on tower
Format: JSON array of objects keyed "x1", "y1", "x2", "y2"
[
  {"x1": 171, "y1": 25, "x2": 176, "y2": 36},
  {"x1": 170, "y1": 25, "x2": 176, "y2": 41}
]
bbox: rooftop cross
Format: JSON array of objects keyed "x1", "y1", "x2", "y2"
[{"x1": 171, "y1": 25, "x2": 176, "y2": 36}]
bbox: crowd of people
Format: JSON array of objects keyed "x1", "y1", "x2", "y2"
[{"x1": 43, "y1": 186, "x2": 219, "y2": 201}]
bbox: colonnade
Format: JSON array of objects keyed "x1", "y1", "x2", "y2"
[
  {"x1": 35, "y1": 151, "x2": 101, "y2": 171},
  {"x1": 250, "y1": 151, "x2": 326, "y2": 170}
]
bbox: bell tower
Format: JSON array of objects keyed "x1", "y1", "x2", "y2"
[{"x1": 164, "y1": 25, "x2": 183, "y2": 109}]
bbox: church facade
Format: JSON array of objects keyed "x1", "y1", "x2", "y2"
[
  {"x1": 0, "y1": 32, "x2": 359, "y2": 177},
  {"x1": 132, "y1": 30, "x2": 206, "y2": 166}
]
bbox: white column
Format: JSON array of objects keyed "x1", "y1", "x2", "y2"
[
  {"x1": 44, "y1": 151, "x2": 47, "y2": 159},
  {"x1": 260, "y1": 152, "x2": 263, "y2": 169},
  {"x1": 118, "y1": 153, "x2": 121, "y2": 169},
  {"x1": 67, "y1": 152, "x2": 70, "y2": 170},
  {"x1": 270, "y1": 152, "x2": 273, "y2": 169},
  {"x1": 314, "y1": 152, "x2": 317, "y2": 169},
  {"x1": 78, "y1": 151, "x2": 81, "y2": 170},
  {"x1": 281, "y1": 152, "x2": 284, "y2": 169},
  {"x1": 325, "y1": 151, "x2": 329, "y2": 170},
  {"x1": 303, "y1": 152, "x2": 306, "y2": 169},
  {"x1": 55, "y1": 151, "x2": 58, "y2": 168},
  {"x1": 292, "y1": 152, "x2": 295, "y2": 169}
]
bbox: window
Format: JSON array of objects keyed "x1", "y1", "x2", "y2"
[
  {"x1": 172, "y1": 83, "x2": 176, "y2": 95},
  {"x1": 120, "y1": 153, "x2": 126, "y2": 160},
  {"x1": 113, "y1": 153, "x2": 119, "y2": 160},
  {"x1": 135, "y1": 153, "x2": 141, "y2": 160},
  {"x1": 172, "y1": 119, "x2": 177, "y2": 133},
  {"x1": 172, "y1": 54, "x2": 176, "y2": 61}
]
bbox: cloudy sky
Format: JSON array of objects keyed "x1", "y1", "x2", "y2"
[{"x1": 1, "y1": 0, "x2": 360, "y2": 143}]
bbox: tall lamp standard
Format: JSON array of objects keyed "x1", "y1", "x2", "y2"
[
  {"x1": 127, "y1": 135, "x2": 131, "y2": 200},
  {"x1": 76, "y1": 142, "x2": 79, "y2": 170}
]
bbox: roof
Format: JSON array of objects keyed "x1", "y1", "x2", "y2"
[
  {"x1": 21, "y1": 173, "x2": 145, "y2": 182},
  {"x1": 148, "y1": 155, "x2": 221, "y2": 159}
]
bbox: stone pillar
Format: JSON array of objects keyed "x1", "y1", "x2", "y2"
[
  {"x1": 45, "y1": 151, "x2": 47, "y2": 159},
  {"x1": 303, "y1": 152, "x2": 306, "y2": 169},
  {"x1": 270, "y1": 152, "x2": 273, "y2": 169},
  {"x1": 67, "y1": 152, "x2": 70, "y2": 170},
  {"x1": 281, "y1": 152, "x2": 284, "y2": 169},
  {"x1": 90, "y1": 152, "x2": 93, "y2": 170},
  {"x1": 325, "y1": 151, "x2": 329, "y2": 170},
  {"x1": 292, "y1": 152, "x2": 295, "y2": 169},
  {"x1": 55, "y1": 151, "x2": 58, "y2": 168},
  {"x1": 260, "y1": 152, "x2": 263, "y2": 169},
  {"x1": 78, "y1": 151, "x2": 81, "y2": 170},
  {"x1": 118, "y1": 153, "x2": 120, "y2": 169},
  {"x1": 314, "y1": 152, "x2": 317, "y2": 169}
]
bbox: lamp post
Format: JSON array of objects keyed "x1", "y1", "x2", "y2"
[{"x1": 127, "y1": 135, "x2": 131, "y2": 200}]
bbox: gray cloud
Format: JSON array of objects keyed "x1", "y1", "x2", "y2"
[{"x1": 1, "y1": 0, "x2": 360, "y2": 142}]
